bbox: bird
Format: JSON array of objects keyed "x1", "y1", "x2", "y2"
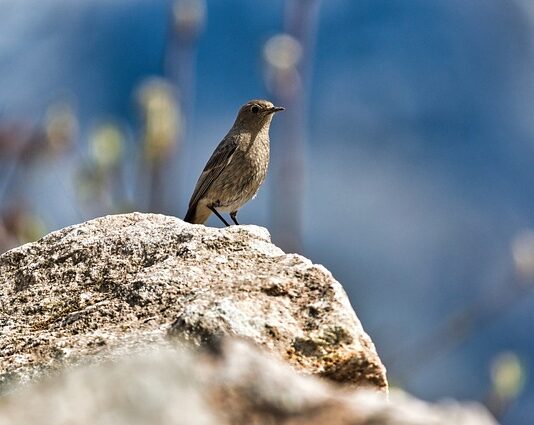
[{"x1": 184, "y1": 99, "x2": 284, "y2": 226}]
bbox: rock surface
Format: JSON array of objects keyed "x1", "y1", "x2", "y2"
[
  {"x1": 0, "y1": 338, "x2": 497, "y2": 425},
  {"x1": 0, "y1": 212, "x2": 387, "y2": 391}
]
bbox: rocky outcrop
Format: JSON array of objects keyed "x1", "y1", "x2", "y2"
[
  {"x1": 0, "y1": 213, "x2": 386, "y2": 391},
  {"x1": 0, "y1": 213, "x2": 499, "y2": 424},
  {"x1": 0, "y1": 338, "x2": 497, "y2": 425}
]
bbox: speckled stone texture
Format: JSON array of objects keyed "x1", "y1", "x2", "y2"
[{"x1": 0, "y1": 212, "x2": 387, "y2": 391}]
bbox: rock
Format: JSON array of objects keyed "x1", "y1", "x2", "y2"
[
  {"x1": 0, "y1": 338, "x2": 497, "y2": 425},
  {"x1": 0, "y1": 213, "x2": 387, "y2": 391}
]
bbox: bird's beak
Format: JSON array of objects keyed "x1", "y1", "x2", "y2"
[{"x1": 267, "y1": 106, "x2": 285, "y2": 114}]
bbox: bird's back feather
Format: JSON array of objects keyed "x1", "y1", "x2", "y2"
[{"x1": 187, "y1": 133, "x2": 239, "y2": 209}]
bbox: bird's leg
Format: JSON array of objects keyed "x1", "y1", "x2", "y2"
[
  {"x1": 230, "y1": 211, "x2": 239, "y2": 225},
  {"x1": 208, "y1": 205, "x2": 230, "y2": 227}
]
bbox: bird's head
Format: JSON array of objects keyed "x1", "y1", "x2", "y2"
[{"x1": 232, "y1": 99, "x2": 284, "y2": 131}]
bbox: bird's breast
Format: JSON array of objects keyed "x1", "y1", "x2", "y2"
[{"x1": 244, "y1": 133, "x2": 270, "y2": 178}]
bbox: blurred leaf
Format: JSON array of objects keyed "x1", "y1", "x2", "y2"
[
  {"x1": 491, "y1": 351, "x2": 525, "y2": 402},
  {"x1": 90, "y1": 123, "x2": 124, "y2": 170},
  {"x1": 137, "y1": 78, "x2": 182, "y2": 163},
  {"x1": 172, "y1": 0, "x2": 206, "y2": 38},
  {"x1": 264, "y1": 33, "x2": 302, "y2": 71},
  {"x1": 263, "y1": 33, "x2": 302, "y2": 98}
]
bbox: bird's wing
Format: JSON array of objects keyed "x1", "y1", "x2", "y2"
[{"x1": 188, "y1": 134, "x2": 239, "y2": 208}]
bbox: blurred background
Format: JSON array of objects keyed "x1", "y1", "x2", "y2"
[{"x1": 1, "y1": 0, "x2": 534, "y2": 422}]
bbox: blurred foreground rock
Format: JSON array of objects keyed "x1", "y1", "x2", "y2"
[
  {"x1": 0, "y1": 213, "x2": 386, "y2": 390},
  {"x1": 0, "y1": 338, "x2": 497, "y2": 425}
]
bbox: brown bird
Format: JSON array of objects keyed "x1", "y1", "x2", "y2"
[{"x1": 184, "y1": 99, "x2": 284, "y2": 226}]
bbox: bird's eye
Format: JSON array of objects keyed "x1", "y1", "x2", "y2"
[{"x1": 251, "y1": 105, "x2": 260, "y2": 114}]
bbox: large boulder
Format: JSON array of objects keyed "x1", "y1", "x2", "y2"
[
  {"x1": 0, "y1": 213, "x2": 386, "y2": 391},
  {"x1": 0, "y1": 338, "x2": 497, "y2": 425}
]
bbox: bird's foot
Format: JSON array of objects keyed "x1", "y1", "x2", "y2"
[
  {"x1": 230, "y1": 212, "x2": 239, "y2": 226},
  {"x1": 208, "y1": 205, "x2": 230, "y2": 226}
]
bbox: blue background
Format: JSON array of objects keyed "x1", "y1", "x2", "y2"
[{"x1": 1, "y1": 1, "x2": 534, "y2": 423}]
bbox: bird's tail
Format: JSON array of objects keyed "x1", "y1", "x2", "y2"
[
  {"x1": 184, "y1": 203, "x2": 197, "y2": 223},
  {"x1": 184, "y1": 202, "x2": 211, "y2": 224}
]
